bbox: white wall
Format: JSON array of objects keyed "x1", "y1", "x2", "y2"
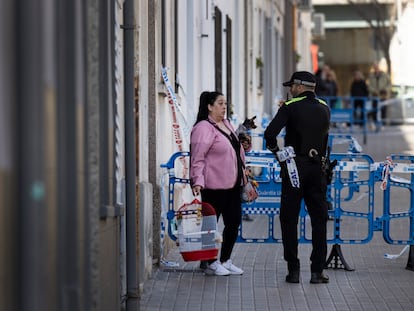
[
  {"x1": 245, "y1": 0, "x2": 286, "y2": 125},
  {"x1": 137, "y1": 0, "x2": 150, "y2": 181},
  {"x1": 390, "y1": 2, "x2": 414, "y2": 87},
  {"x1": 296, "y1": 10, "x2": 313, "y2": 72},
  {"x1": 153, "y1": 0, "x2": 292, "y2": 261},
  {"x1": 158, "y1": 0, "x2": 288, "y2": 151}
]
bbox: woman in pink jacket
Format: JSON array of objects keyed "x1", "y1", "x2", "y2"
[{"x1": 190, "y1": 91, "x2": 245, "y2": 276}]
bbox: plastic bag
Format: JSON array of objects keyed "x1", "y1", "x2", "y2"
[{"x1": 241, "y1": 180, "x2": 258, "y2": 203}]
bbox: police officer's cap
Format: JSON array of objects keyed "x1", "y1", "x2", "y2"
[{"x1": 282, "y1": 71, "x2": 316, "y2": 87}]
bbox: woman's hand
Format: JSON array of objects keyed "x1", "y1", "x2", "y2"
[{"x1": 192, "y1": 185, "x2": 202, "y2": 196}]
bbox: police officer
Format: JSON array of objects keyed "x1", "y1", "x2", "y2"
[{"x1": 264, "y1": 71, "x2": 331, "y2": 284}]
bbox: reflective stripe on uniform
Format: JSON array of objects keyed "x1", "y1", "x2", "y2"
[
  {"x1": 317, "y1": 98, "x2": 328, "y2": 106},
  {"x1": 285, "y1": 96, "x2": 328, "y2": 106},
  {"x1": 285, "y1": 96, "x2": 306, "y2": 105}
]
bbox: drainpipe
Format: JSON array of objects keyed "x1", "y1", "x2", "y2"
[{"x1": 123, "y1": 0, "x2": 139, "y2": 310}]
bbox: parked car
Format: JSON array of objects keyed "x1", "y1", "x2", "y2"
[{"x1": 381, "y1": 93, "x2": 414, "y2": 125}]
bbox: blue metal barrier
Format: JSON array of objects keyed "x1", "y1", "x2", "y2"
[
  {"x1": 378, "y1": 154, "x2": 414, "y2": 270},
  {"x1": 321, "y1": 96, "x2": 382, "y2": 144},
  {"x1": 239, "y1": 151, "x2": 282, "y2": 243},
  {"x1": 328, "y1": 153, "x2": 375, "y2": 244},
  {"x1": 238, "y1": 152, "x2": 376, "y2": 255},
  {"x1": 330, "y1": 108, "x2": 354, "y2": 125},
  {"x1": 160, "y1": 151, "x2": 191, "y2": 242},
  {"x1": 160, "y1": 148, "x2": 414, "y2": 270},
  {"x1": 380, "y1": 155, "x2": 414, "y2": 245}
]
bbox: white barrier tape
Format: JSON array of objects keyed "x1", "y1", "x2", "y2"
[
  {"x1": 160, "y1": 259, "x2": 180, "y2": 267},
  {"x1": 246, "y1": 163, "x2": 280, "y2": 168},
  {"x1": 335, "y1": 161, "x2": 371, "y2": 172},
  {"x1": 333, "y1": 159, "x2": 414, "y2": 174},
  {"x1": 275, "y1": 147, "x2": 300, "y2": 188},
  {"x1": 161, "y1": 67, "x2": 191, "y2": 135},
  {"x1": 384, "y1": 245, "x2": 409, "y2": 259},
  {"x1": 161, "y1": 67, "x2": 189, "y2": 179},
  {"x1": 390, "y1": 175, "x2": 411, "y2": 184},
  {"x1": 389, "y1": 162, "x2": 414, "y2": 173},
  {"x1": 276, "y1": 146, "x2": 296, "y2": 162},
  {"x1": 286, "y1": 159, "x2": 300, "y2": 188},
  {"x1": 245, "y1": 156, "x2": 278, "y2": 166},
  {"x1": 241, "y1": 155, "x2": 414, "y2": 184}
]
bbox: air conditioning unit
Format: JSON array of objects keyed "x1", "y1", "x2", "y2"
[
  {"x1": 312, "y1": 13, "x2": 325, "y2": 38},
  {"x1": 297, "y1": 0, "x2": 312, "y2": 11}
]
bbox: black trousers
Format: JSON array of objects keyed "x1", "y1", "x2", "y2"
[
  {"x1": 353, "y1": 99, "x2": 364, "y2": 124},
  {"x1": 279, "y1": 158, "x2": 328, "y2": 273},
  {"x1": 369, "y1": 99, "x2": 386, "y2": 122},
  {"x1": 201, "y1": 186, "x2": 242, "y2": 263}
]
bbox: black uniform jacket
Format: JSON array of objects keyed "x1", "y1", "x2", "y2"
[{"x1": 264, "y1": 91, "x2": 331, "y2": 157}]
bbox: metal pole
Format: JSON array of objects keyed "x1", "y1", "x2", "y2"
[{"x1": 123, "y1": 0, "x2": 139, "y2": 309}]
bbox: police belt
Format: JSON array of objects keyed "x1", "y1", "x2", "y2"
[{"x1": 296, "y1": 149, "x2": 321, "y2": 162}]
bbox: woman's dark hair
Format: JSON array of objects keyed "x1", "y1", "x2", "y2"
[{"x1": 194, "y1": 91, "x2": 224, "y2": 125}]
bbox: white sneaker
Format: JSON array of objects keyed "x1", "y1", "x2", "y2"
[
  {"x1": 205, "y1": 260, "x2": 230, "y2": 276},
  {"x1": 222, "y1": 260, "x2": 244, "y2": 275}
]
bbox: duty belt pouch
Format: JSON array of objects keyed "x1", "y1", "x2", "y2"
[{"x1": 322, "y1": 146, "x2": 337, "y2": 185}]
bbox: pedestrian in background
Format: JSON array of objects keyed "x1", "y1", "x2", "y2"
[
  {"x1": 350, "y1": 70, "x2": 369, "y2": 125},
  {"x1": 324, "y1": 69, "x2": 339, "y2": 109},
  {"x1": 264, "y1": 71, "x2": 331, "y2": 284},
  {"x1": 314, "y1": 64, "x2": 330, "y2": 97},
  {"x1": 367, "y1": 63, "x2": 392, "y2": 128},
  {"x1": 190, "y1": 91, "x2": 245, "y2": 276},
  {"x1": 315, "y1": 65, "x2": 338, "y2": 108}
]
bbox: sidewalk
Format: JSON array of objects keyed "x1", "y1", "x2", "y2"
[{"x1": 140, "y1": 125, "x2": 414, "y2": 311}]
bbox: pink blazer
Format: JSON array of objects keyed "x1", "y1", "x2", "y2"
[{"x1": 190, "y1": 117, "x2": 245, "y2": 190}]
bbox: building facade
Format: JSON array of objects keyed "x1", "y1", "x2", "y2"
[{"x1": 0, "y1": 1, "x2": 312, "y2": 310}]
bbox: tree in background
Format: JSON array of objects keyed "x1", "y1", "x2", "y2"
[{"x1": 347, "y1": 0, "x2": 398, "y2": 75}]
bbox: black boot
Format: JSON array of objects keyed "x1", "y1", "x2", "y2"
[
  {"x1": 285, "y1": 271, "x2": 300, "y2": 283},
  {"x1": 310, "y1": 272, "x2": 329, "y2": 284}
]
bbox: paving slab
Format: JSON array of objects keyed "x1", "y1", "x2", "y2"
[{"x1": 140, "y1": 125, "x2": 414, "y2": 311}]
